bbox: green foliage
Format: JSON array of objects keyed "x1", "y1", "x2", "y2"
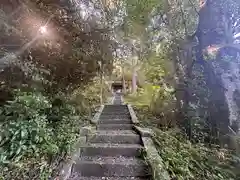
[
  {"x1": 0, "y1": 0, "x2": 115, "y2": 94},
  {"x1": 0, "y1": 92, "x2": 51, "y2": 163},
  {"x1": 133, "y1": 105, "x2": 240, "y2": 180},
  {"x1": 152, "y1": 129, "x2": 239, "y2": 180},
  {"x1": 0, "y1": 1, "x2": 114, "y2": 178},
  {"x1": 125, "y1": 83, "x2": 176, "y2": 128},
  {"x1": 0, "y1": 91, "x2": 84, "y2": 179},
  {"x1": 124, "y1": 49, "x2": 176, "y2": 127},
  {"x1": 70, "y1": 78, "x2": 112, "y2": 115},
  {"x1": 125, "y1": 84, "x2": 155, "y2": 106},
  {"x1": 141, "y1": 52, "x2": 170, "y2": 84},
  {"x1": 125, "y1": 0, "x2": 161, "y2": 36}
]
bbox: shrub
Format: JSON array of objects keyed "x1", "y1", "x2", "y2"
[
  {"x1": 0, "y1": 92, "x2": 52, "y2": 164},
  {"x1": 0, "y1": 91, "x2": 83, "y2": 179}
]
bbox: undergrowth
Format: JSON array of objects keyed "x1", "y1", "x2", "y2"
[
  {"x1": 124, "y1": 84, "x2": 176, "y2": 128},
  {"x1": 0, "y1": 78, "x2": 110, "y2": 179},
  {"x1": 0, "y1": 90, "x2": 89, "y2": 180},
  {"x1": 153, "y1": 128, "x2": 240, "y2": 180},
  {"x1": 130, "y1": 105, "x2": 240, "y2": 180}
]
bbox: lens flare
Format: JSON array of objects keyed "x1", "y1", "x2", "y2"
[{"x1": 39, "y1": 26, "x2": 47, "y2": 34}]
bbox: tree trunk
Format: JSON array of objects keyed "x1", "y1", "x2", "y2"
[
  {"x1": 195, "y1": 0, "x2": 230, "y2": 137},
  {"x1": 99, "y1": 61, "x2": 103, "y2": 105},
  {"x1": 122, "y1": 65, "x2": 126, "y2": 93},
  {"x1": 132, "y1": 67, "x2": 137, "y2": 94}
]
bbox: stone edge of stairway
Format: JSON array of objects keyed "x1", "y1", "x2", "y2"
[
  {"x1": 90, "y1": 105, "x2": 105, "y2": 124},
  {"x1": 124, "y1": 97, "x2": 171, "y2": 180},
  {"x1": 57, "y1": 126, "x2": 92, "y2": 180},
  {"x1": 133, "y1": 125, "x2": 171, "y2": 180},
  {"x1": 127, "y1": 104, "x2": 140, "y2": 124}
]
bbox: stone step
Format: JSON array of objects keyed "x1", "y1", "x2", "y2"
[
  {"x1": 104, "y1": 105, "x2": 128, "y2": 110},
  {"x1": 99, "y1": 117, "x2": 131, "y2": 121},
  {"x1": 103, "y1": 108, "x2": 128, "y2": 110},
  {"x1": 97, "y1": 124, "x2": 134, "y2": 130},
  {"x1": 113, "y1": 102, "x2": 122, "y2": 105},
  {"x1": 101, "y1": 112, "x2": 130, "y2": 115},
  {"x1": 100, "y1": 117, "x2": 131, "y2": 120},
  {"x1": 101, "y1": 112, "x2": 129, "y2": 115},
  {"x1": 102, "y1": 114, "x2": 130, "y2": 117},
  {"x1": 99, "y1": 119, "x2": 132, "y2": 124},
  {"x1": 104, "y1": 105, "x2": 127, "y2": 107},
  {"x1": 92, "y1": 130, "x2": 137, "y2": 134},
  {"x1": 89, "y1": 130, "x2": 141, "y2": 144},
  {"x1": 81, "y1": 143, "x2": 143, "y2": 157},
  {"x1": 72, "y1": 156, "x2": 150, "y2": 177},
  {"x1": 100, "y1": 115, "x2": 130, "y2": 118},
  {"x1": 69, "y1": 175, "x2": 150, "y2": 180},
  {"x1": 100, "y1": 114, "x2": 130, "y2": 117},
  {"x1": 103, "y1": 107, "x2": 128, "y2": 111},
  {"x1": 103, "y1": 110, "x2": 128, "y2": 112},
  {"x1": 102, "y1": 111, "x2": 128, "y2": 113}
]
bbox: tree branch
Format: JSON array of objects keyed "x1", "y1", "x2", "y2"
[
  {"x1": 179, "y1": 2, "x2": 188, "y2": 36},
  {"x1": 188, "y1": 0, "x2": 199, "y2": 15}
]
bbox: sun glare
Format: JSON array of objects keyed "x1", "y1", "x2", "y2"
[{"x1": 39, "y1": 26, "x2": 47, "y2": 34}]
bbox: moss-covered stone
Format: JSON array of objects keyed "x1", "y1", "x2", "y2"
[{"x1": 142, "y1": 137, "x2": 171, "y2": 180}]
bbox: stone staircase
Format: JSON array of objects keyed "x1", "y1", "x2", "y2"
[
  {"x1": 68, "y1": 94, "x2": 151, "y2": 180},
  {"x1": 113, "y1": 93, "x2": 122, "y2": 104}
]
